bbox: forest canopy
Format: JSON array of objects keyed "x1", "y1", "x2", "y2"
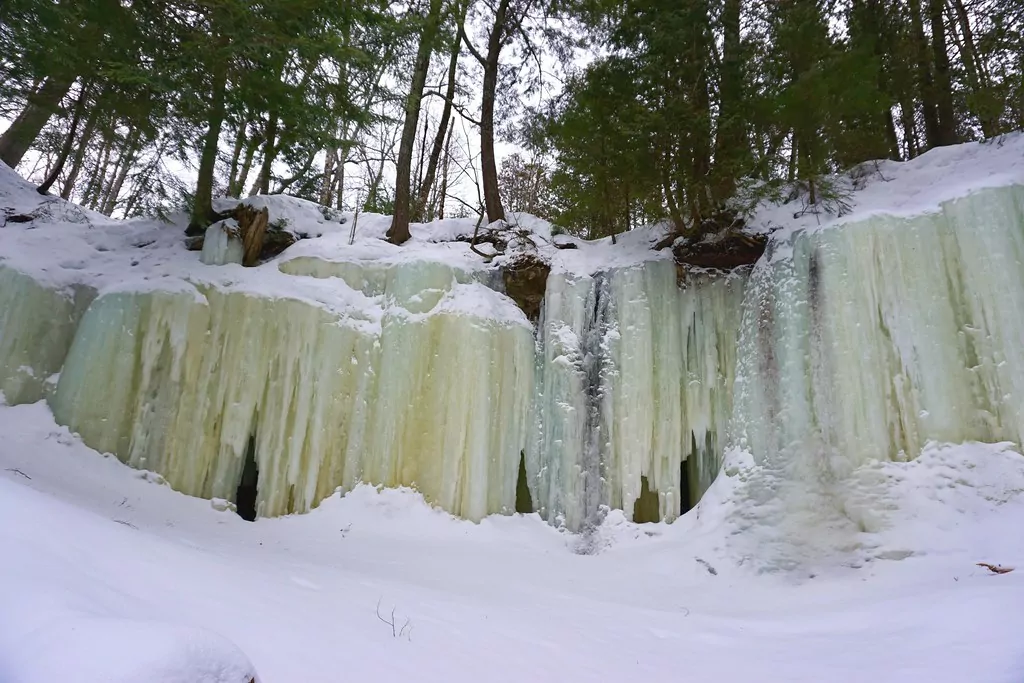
[{"x1": 0, "y1": 0, "x2": 1021, "y2": 240}]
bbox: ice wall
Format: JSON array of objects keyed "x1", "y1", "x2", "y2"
[
  {"x1": 51, "y1": 268, "x2": 534, "y2": 521},
  {"x1": 17, "y1": 184, "x2": 1024, "y2": 531},
  {"x1": 731, "y1": 185, "x2": 1024, "y2": 476},
  {"x1": 527, "y1": 260, "x2": 747, "y2": 529},
  {"x1": 0, "y1": 266, "x2": 94, "y2": 404}
]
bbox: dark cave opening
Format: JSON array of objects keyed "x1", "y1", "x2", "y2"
[
  {"x1": 631, "y1": 458, "x2": 697, "y2": 524},
  {"x1": 235, "y1": 435, "x2": 259, "y2": 522},
  {"x1": 680, "y1": 458, "x2": 693, "y2": 514},
  {"x1": 515, "y1": 451, "x2": 533, "y2": 514},
  {"x1": 633, "y1": 476, "x2": 661, "y2": 523}
]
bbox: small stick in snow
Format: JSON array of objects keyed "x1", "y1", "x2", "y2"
[
  {"x1": 376, "y1": 597, "x2": 412, "y2": 641},
  {"x1": 5, "y1": 468, "x2": 31, "y2": 480},
  {"x1": 976, "y1": 562, "x2": 1015, "y2": 574}
]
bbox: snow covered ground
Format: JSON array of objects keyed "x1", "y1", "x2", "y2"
[{"x1": 2, "y1": 400, "x2": 1024, "y2": 682}]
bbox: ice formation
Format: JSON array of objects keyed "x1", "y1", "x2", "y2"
[
  {"x1": 731, "y1": 185, "x2": 1024, "y2": 477},
  {"x1": 0, "y1": 265, "x2": 94, "y2": 404},
  {"x1": 51, "y1": 267, "x2": 534, "y2": 521},
  {"x1": 199, "y1": 221, "x2": 244, "y2": 266},
  {"x1": 3, "y1": 155, "x2": 1023, "y2": 531},
  {"x1": 527, "y1": 261, "x2": 747, "y2": 529}
]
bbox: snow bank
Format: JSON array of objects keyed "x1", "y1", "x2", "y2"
[
  {"x1": 1, "y1": 615, "x2": 256, "y2": 683},
  {"x1": 697, "y1": 439, "x2": 1024, "y2": 572}
]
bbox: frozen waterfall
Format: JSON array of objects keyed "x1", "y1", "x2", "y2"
[
  {"x1": 49, "y1": 265, "x2": 534, "y2": 521},
  {"x1": 526, "y1": 261, "x2": 747, "y2": 529},
  {"x1": 1, "y1": 183, "x2": 1022, "y2": 529},
  {"x1": 731, "y1": 185, "x2": 1024, "y2": 477}
]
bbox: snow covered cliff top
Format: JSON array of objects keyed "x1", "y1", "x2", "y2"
[{"x1": 1, "y1": 132, "x2": 1023, "y2": 307}]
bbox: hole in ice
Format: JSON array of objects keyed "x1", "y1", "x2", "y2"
[
  {"x1": 234, "y1": 435, "x2": 259, "y2": 522},
  {"x1": 515, "y1": 451, "x2": 533, "y2": 514},
  {"x1": 631, "y1": 459, "x2": 698, "y2": 524},
  {"x1": 680, "y1": 458, "x2": 694, "y2": 514},
  {"x1": 633, "y1": 476, "x2": 660, "y2": 523}
]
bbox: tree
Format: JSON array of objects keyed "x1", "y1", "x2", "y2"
[
  {"x1": 388, "y1": 0, "x2": 446, "y2": 245},
  {"x1": 498, "y1": 152, "x2": 551, "y2": 218}
]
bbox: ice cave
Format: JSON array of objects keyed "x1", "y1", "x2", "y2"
[{"x1": 1, "y1": 173, "x2": 1022, "y2": 533}]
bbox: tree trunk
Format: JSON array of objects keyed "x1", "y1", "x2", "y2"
[
  {"x1": 947, "y1": 0, "x2": 995, "y2": 136},
  {"x1": 884, "y1": 109, "x2": 900, "y2": 160},
  {"x1": 60, "y1": 108, "x2": 99, "y2": 200},
  {"x1": 414, "y1": 34, "x2": 461, "y2": 221},
  {"x1": 231, "y1": 135, "x2": 259, "y2": 198},
  {"x1": 84, "y1": 132, "x2": 113, "y2": 210},
  {"x1": 251, "y1": 113, "x2": 278, "y2": 196},
  {"x1": 335, "y1": 144, "x2": 348, "y2": 210},
  {"x1": 436, "y1": 125, "x2": 452, "y2": 220},
  {"x1": 907, "y1": 0, "x2": 940, "y2": 149},
  {"x1": 226, "y1": 125, "x2": 247, "y2": 197},
  {"x1": 478, "y1": 0, "x2": 513, "y2": 225},
  {"x1": 713, "y1": 0, "x2": 745, "y2": 203},
  {"x1": 928, "y1": 0, "x2": 958, "y2": 146},
  {"x1": 899, "y1": 98, "x2": 919, "y2": 158},
  {"x1": 413, "y1": 113, "x2": 430, "y2": 201},
  {"x1": 239, "y1": 205, "x2": 270, "y2": 266},
  {"x1": 188, "y1": 35, "x2": 230, "y2": 235},
  {"x1": 102, "y1": 128, "x2": 139, "y2": 216},
  {"x1": 0, "y1": 76, "x2": 74, "y2": 169},
  {"x1": 37, "y1": 84, "x2": 90, "y2": 195},
  {"x1": 659, "y1": 146, "x2": 686, "y2": 233},
  {"x1": 387, "y1": 0, "x2": 444, "y2": 244},
  {"x1": 321, "y1": 147, "x2": 337, "y2": 206}
]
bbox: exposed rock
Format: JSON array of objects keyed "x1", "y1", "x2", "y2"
[
  {"x1": 502, "y1": 252, "x2": 551, "y2": 324},
  {"x1": 260, "y1": 224, "x2": 298, "y2": 259},
  {"x1": 653, "y1": 208, "x2": 767, "y2": 272},
  {"x1": 673, "y1": 231, "x2": 767, "y2": 271}
]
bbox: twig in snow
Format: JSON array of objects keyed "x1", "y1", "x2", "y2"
[
  {"x1": 349, "y1": 191, "x2": 361, "y2": 246},
  {"x1": 376, "y1": 597, "x2": 412, "y2": 641},
  {"x1": 113, "y1": 519, "x2": 138, "y2": 530},
  {"x1": 977, "y1": 562, "x2": 1015, "y2": 574},
  {"x1": 5, "y1": 468, "x2": 31, "y2": 480},
  {"x1": 696, "y1": 557, "x2": 718, "y2": 576}
]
